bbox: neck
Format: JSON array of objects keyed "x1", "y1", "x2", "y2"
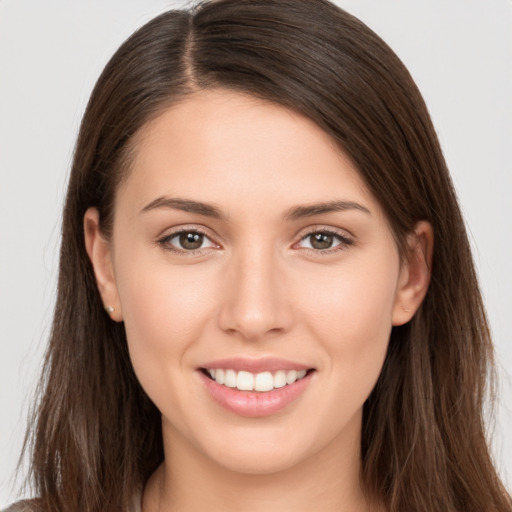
[{"x1": 143, "y1": 416, "x2": 378, "y2": 512}]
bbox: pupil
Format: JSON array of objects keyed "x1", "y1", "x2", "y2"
[
  {"x1": 180, "y1": 232, "x2": 203, "y2": 250},
  {"x1": 311, "y1": 233, "x2": 333, "y2": 250}
]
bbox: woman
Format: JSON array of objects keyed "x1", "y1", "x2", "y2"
[{"x1": 5, "y1": 0, "x2": 511, "y2": 510}]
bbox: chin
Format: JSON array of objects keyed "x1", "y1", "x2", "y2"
[
  {"x1": 191, "y1": 421, "x2": 323, "y2": 476},
  {"x1": 208, "y1": 445, "x2": 305, "y2": 476}
]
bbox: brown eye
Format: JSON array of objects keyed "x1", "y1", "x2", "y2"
[
  {"x1": 310, "y1": 232, "x2": 334, "y2": 250},
  {"x1": 297, "y1": 230, "x2": 353, "y2": 252},
  {"x1": 179, "y1": 232, "x2": 204, "y2": 250},
  {"x1": 160, "y1": 230, "x2": 217, "y2": 253}
]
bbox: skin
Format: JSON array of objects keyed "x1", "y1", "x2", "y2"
[{"x1": 85, "y1": 89, "x2": 432, "y2": 512}]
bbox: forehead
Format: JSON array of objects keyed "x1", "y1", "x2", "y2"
[{"x1": 116, "y1": 89, "x2": 382, "y2": 220}]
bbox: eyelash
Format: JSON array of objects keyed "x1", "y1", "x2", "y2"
[
  {"x1": 295, "y1": 228, "x2": 354, "y2": 255},
  {"x1": 157, "y1": 227, "x2": 216, "y2": 256},
  {"x1": 157, "y1": 227, "x2": 354, "y2": 256}
]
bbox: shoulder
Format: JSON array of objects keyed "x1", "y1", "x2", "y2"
[
  {"x1": 1, "y1": 501, "x2": 41, "y2": 512},
  {"x1": 2, "y1": 494, "x2": 141, "y2": 512},
  {"x1": 2, "y1": 492, "x2": 141, "y2": 512}
]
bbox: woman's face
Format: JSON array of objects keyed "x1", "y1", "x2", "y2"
[{"x1": 87, "y1": 89, "x2": 421, "y2": 475}]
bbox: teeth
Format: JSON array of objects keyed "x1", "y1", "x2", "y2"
[
  {"x1": 215, "y1": 369, "x2": 225, "y2": 385},
  {"x1": 286, "y1": 370, "x2": 297, "y2": 385},
  {"x1": 273, "y1": 370, "x2": 287, "y2": 388},
  {"x1": 254, "y1": 371, "x2": 274, "y2": 392},
  {"x1": 206, "y1": 368, "x2": 309, "y2": 392},
  {"x1": 237, "y1": 371, "x2": 254, "y2": 391},
  {"x1": 224, "y1": 369, "x2": 237, "y2": 388}
]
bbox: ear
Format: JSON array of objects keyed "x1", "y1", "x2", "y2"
[
  {"x1": 84, "y1": 207, "x2": 123, "y2": 322},
  {"x1": 392, "y1": 221, "x2": 433, "y2": 326}
]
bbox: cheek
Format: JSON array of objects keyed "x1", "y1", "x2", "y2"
[
  {"x1": 302, "y1": 253, "x2": 397, "y2": 325},
  {"x1": 112, "y1": 246, "x2": 216, "y2": 391},
  {"x1": 298, "y1": 253, "x2": 399, "y2": 392}
]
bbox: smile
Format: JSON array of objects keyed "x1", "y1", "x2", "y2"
[
  {"x1": 199, "y1": 360, "x2": 315, "y2": 417},
  {"x1": 204, "y1": 368, "x2": 308, "y2": 392}
]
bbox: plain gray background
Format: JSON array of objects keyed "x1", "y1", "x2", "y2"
[{"x1": 1, "y1": 0, "x2": 511, "y2": 505}]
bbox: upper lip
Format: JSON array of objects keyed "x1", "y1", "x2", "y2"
[{"x1": 199, "y1": 357, "x2": 313, "y2": 373}]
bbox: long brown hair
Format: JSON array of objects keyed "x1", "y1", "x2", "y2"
[{"x1": 23, "y1": 0, "x2": 511, "y2": 510}]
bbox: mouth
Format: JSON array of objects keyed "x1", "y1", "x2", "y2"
[
  {"x1": 198, "y1": 360, "x2": 316, "y2": 417},
  {"x1": 200, "y1": 368, "x2": 313, "y2": 392}
]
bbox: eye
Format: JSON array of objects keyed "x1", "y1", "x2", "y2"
[
  {"x1": 159, "y1": 229, "x2": 218, "y2": 253},
  {"x1": 296, "y1": 230, "x2": 353, "y2": 252}
]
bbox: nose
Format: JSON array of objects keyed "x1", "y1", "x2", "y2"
[{"x1": 217, "y1": 244, "x2": 293, "y2": 342}]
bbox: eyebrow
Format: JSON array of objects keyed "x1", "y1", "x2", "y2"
[
  {"x1": 140, "y1": 196, "x2": 371, "y2": 221},
  {"x1": 140, "y1": 197, "x2": 226, "y2": 219},
  {"x1": 283, "y1": 200, "x2": 371, "y2": 220}
]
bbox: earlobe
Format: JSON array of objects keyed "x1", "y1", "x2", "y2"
[
  {"x1": 392, "y1": 221, "x2": 433, "y2": 326},
  {"x1": 83, "y1": 208, "x2": 123, "y2": 321}
]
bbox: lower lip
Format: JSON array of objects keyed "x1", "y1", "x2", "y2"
[{"x1": 199, "y1": 370, "x2": 313, "y2": 417}]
